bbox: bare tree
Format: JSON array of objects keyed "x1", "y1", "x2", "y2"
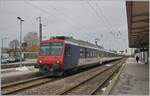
[
  {"x1": 24, "y1": 32, "x2": 39, "y2": 51},
  {"x1": 9, "y1": 39, "x2": 20, "y2": 49},
  {"x1": 9, "y1": 39, "x2": 20, "y2": 56}
]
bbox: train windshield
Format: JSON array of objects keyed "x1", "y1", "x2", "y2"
[{"x1": 40, "y1": 42, "x2": 63, "y2": 56}]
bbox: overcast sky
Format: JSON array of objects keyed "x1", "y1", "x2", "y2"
[{"x1": 0, "y1": 0, "x2": 130, "y2": 53}]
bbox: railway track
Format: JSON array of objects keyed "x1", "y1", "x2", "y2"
[
  {"x1": 58, "y1": 58, "x2": 126, "y2": 95},
  {"x1": 1, "y1": 75, "x2": 58, "y2": 95},
  {"x1": 2, "y1": 58, "x2": 126, "y2": 95}
]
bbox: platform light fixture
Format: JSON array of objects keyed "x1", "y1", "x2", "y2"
[{"x1": 17, "y1": 17, "x2": 24, "y2": 67}]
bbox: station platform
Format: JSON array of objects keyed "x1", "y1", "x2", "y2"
[{"x1": 110, "y1": 57, "x2": 149, "y2": 95}]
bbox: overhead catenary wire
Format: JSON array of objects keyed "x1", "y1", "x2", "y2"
[
  {"x1": 24, "y1": 1, "x2": 62, "y2": 21},
  {"x1": 25, "y1": 1, "x2": 99, "y2": 43},
  {"x1": 86, "y1": 0, "x2": 114, "y2": 33},
  {"x1": 93, "y1": 1, "x2": 125, "y2": 49},
  {"x1": 24, "y1": 1, "x2": 93, "y2": 40},
  {"x1": 94, "y1": 1, "x2": 116, "y2": 33},
  {"x1": 86, "y1": 0, "x2": 116, "y2": 48},
  {"x1": 94, "y1": 1, "x2": 124, "y2": 38},
  {"x1": 25, "y1": 1, "x2": 85, "y2": 31},
  {"x1": 45, "y1": 3, "x2": 93, "y2": 37},
  {"x1": 92, "y1": 1, "x2": 123, "y2": 40}
]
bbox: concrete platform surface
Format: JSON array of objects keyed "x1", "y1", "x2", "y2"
[{"x1": 110, "y1": 57, "x2": 149, "y2": 95}]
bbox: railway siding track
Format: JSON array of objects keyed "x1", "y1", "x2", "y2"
[
  {"x1": 2, "y1": 63, "x2": 35, "y2": 69},
  {"x1": 2, "y1": 75, "x2": 57, "y2": 95}
]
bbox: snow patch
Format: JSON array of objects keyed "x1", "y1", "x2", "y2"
[
  {"x1": 105, "y1": 64, "x2": 112, "y2": 67},
  {"x1": 15, "y1": 66, "x2": 29, "y2": 71},
  {"x1": 101, "y1": 87, "x2": 106, "y2": 91},
  {"x1": 109, "y1": 80, "x2": 112, "y2": 83}
]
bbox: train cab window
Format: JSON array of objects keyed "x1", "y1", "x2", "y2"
[
  {"x1": 51, "y1": 43, "x2": 63, "y2": 55},
  {"x1": 40, "y1": 44, "x2": 50, "y2": 55},
  {"x1": 40, "y1": 42, "x2": 63, "y2": 56}
]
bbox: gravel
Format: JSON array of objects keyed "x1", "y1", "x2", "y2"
[{"x1": 14, "y1": 60, "x2": 120, "y2": 95}]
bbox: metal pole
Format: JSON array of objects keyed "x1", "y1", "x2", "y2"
[
  {"x1": 40, "y1": 23, "x2": 42, "y2": 42},
  {"x1": 1, "y1": 38, "x2": 3, "y2": 57},
  {"x1": 17, "y1": 17, "x2": 24, "y2": 67},
  {"x1": 0, "y1": 37, "x2": 2, "y2": 64},
  {"x1": 20, "y1": 20, "x2": 22, "y2": 67},
  {"x1": 36, "y1": 16, "x2": 42, "y2": 42},
  {"x1": 1, "y1": 38, "x2": 3, "y2": 64},
  {"x1": 39, "y1": 17, "x2": 42, "y2": 42}
]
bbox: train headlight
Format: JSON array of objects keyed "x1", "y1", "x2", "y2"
[
  {"x1": 39, "y1": 60, "x2": 42, "y2": 63},
  {"x1": 56, "y1": 60, "x2": 60, "y2": 64}
]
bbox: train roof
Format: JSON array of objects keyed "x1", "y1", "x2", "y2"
[
  {"x1": 47, "y1": 36, "x2": 119, "y2": 55},
  {"x1": 51, "y1": 36, "x2": 105, "y2": 51}
]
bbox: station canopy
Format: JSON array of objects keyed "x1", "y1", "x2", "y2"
[{"x1": 126, "y1": 1, "x2": 149, "y2": 48}]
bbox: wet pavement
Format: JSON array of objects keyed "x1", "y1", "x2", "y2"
[{"x1": 110, "y1": 57, "x2": 149, "y2": 95}]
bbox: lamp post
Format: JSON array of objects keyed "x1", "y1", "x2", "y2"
[
  {"x1": 17, "y1": 17, "x2": 24, "y2": 67},
  {"x1": 36, "y1": 16, "x2": 42, "y2": 42}
]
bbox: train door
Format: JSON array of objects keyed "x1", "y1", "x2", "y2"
[
  {"x1": 85, "y1": 48, "x2": 87, "y2": 58},
  {"x1": 64, "y1": 44, "x2": 79, "y2": 70}
]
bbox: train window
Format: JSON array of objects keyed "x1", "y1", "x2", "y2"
[
  {"x1": 51, "y1": 43, "x2": 63, "y2": 55},
  {"x1": 65, "y1": 46, "x2": 71, "y2": 56},
  {"x1": 80, "y1": 48, "x2": 85, "y2": 58},
  {"x1": 88, "y1": 50, "x2": 91, "y2": 57},
  {"x1": 40, "y1": 44, "x2": 50, "y2": 55},
  {"x1": 51, "y1": 46, "x2": 63, "y2": 55},
  {"x1": 85, "y1": 48, "x2": 87, "y2": 58},
  {"x1": 87, "y1": 50, "x2": 89, "y2": 57},
  {"x1": 90, "y1": 51, "x2": 92, "y2": 57},
  {"x1": 94, "y1": 51, "x2": 96, "y2": 57},
  {"x1": 93, "y1": 51, "x2": 94, "y2": 57},
  {"x1": 40, "y1": 42, "x2": 63, "y2": 56},
  {"x1": 99, "y1": 53, "x2": 101, "y2": 57},
  {"x1": 87, "y1": 50, "x2": 90, "y2": 57},
  {"x1": 88, "y1": 50, "x2": 90, "y2": 57}
]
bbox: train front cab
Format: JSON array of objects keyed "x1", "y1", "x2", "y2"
[{"x1": 36, "y1": 40, "x2": 65, "y2": 76}]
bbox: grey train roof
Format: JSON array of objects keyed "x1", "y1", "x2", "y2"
[{"x1": 52, "y1": 36, "x2": 117, "y2": 54}]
